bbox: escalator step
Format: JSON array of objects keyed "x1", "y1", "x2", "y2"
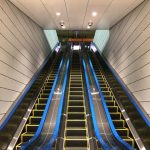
[
  {"x1": 70, "y1": 84, "x2": 82, "y2": 88},
  {"x1": 26, "y1": 125, "x2": 38, "y2": 132},
  {"x1": 110, "y1": 113, "x2": 121, "y2": 120},
  {"x1": 103, "y1": 96, "x2": 114, "y2": 100},
  {"x1": 40, "y1": 94, "x2": 50, "y2": 98},
  {"x1": 66, "y1": 129, "x2": 86, "y2": 137},
  {"x1": 29, "y1": 117, "x2": 42, "y2": 124},
  {"x1": 116, "y1": 128, "x2": 129, "y2": 136},
  {"x1": 65, "y1": 139, "x2": 87, "y2": 147},
  {"x1": 113, "y1": 120, "x2": 125, "y2": 128},
  {"x1": 69, "y1": 96, "x2": 83, "y2": 101},
  {"x1": 68, "y1": 113, "x2": 85, "y2": 120},
  {"x1": 69, "y1": 91, "x2": 83, "y2": 95},
  {"x1": 108, "y1": 106, "x2": 118, "y2": 112},
  {"x1": 122, "y1": 136, "x2": 134, "y2": 147},
  {"x1": 32, "y1": 110, "x2": 44, "y2": 116},
  {"x1": 35, "y1": 104, "x2": 46, "y2": 110},
  {"x1": 38, "y1": 98, "x2": 48, "y2": 104},
  {"x1": 105, "y1": 101, "x2": 115, "y2": 106},
  {"x1": 68, "y1": 106, "x2": 84, "y2": 112},
  {"x1": 70, "y1": 87, "x2": 83, "y2": 91},
  {"x1": 69, "y1": 101, "x2": 83, "y2": 106},
  {"x1": 67, "y1": 120, "x2": 85, "y2": 128},
  {"x1": 21, "y1": 133, "x2": 34, "y2": 142}
]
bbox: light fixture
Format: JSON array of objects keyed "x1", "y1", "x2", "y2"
[
  {"x1": 56, "y1": 12, "x2": 61, "y2": 16},
  {"x1": 62, "y1": 26, "x2": 66, "y2": 29},
  {"x1": 92, "y1": 11, "x2": 97, "y2": 17},
  {"x1": 87, "y1": 25, "x2": 91, "y2": 29},
  {"x1": 88, "y1": 21, "x2": 93, "y2": 27}
]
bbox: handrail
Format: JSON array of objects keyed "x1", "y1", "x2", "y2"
[
  {"x1": 87, "y1": 52, "x2": 134, "y2": 150},
  {"x1": 0, "y1": 43, "x2": 59, "y2": 130},
  {"x1": 82, "y1": 59, "x2": 110, "y2": 150},
  {"x1": 92, "y1": 42, "x2": 150, "y2": 127},
  {"x1": 21, "y1": 54, "x2": 64, "y2": 150},
  {"x1": 46, "y1": 59, "x2": 70, "y2": 150}
]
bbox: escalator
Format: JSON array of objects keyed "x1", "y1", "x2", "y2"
[
  {"x1": 63, "y1": 51, "x2": 90, "y2": 149},
  {"x1": 13, "y1": 51, "x2": 63, "y2": 150},
  {"x1": 0, "y1": 51, "x2": 58, "y2": 150},
  {"x1": 93, "y1": 51, "x2": 150, "y2": 149},
  {"x1": 88, "y1": 51, "x2": 137, "y2": 149}
]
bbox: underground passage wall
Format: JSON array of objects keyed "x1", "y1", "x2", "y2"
[
  {"x1": 0, "y1": 0, "x2": 51, "y2": 122},
  {"x1": 102, "y1": 0, "x2": 150, "y2": 118}
]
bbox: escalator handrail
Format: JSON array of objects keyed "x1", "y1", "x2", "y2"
[
  {"x1": 46, "y1": 59, "x2": 70, "y2": 149},
  {"x1": 88, "y1": 52, "x2": 134, "y2": 150},
  {"x1": 0, "y1": 47, "x2": 57, "y2": 130},
  {"x1": 82, "y1": 59, "x2": 110, "y2": 150},
  {"x1": 20, "y1": 55, "x2": 64, "y2": 150}
]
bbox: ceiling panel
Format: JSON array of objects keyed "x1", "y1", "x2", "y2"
[{"x1": 9, "y1": 0, "x2": 144, "y2": 30}]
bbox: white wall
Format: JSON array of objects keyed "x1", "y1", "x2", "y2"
[
  {"x1": 0, "y1": 0, "x2": 51, "y2": 121},
  {"x1": 93, "y1": 30, "x2": 110, "y2": 53},
  {"x1": 103, "y1": 0, "x2": 150, "y2": 117},
  {"x1": 44, "y1": 30, "x2": 59, "y2": 50}
]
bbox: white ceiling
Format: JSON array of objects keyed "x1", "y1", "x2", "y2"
[{"x1": 9, "y1": 0, "x2": 144, "y2": 30}]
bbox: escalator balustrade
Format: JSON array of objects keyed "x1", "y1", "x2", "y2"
[{"x1": 15, "y1": 54, "x2": 62, "y2": 150}]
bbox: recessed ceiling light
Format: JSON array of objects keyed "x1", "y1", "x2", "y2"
[
  {"x1": 62, "y1": 26, "x2": 66, "y2": 29},
  {"x1": 87, "y1": 26, "x2": 91, "y2": 29},
  {"x1": 92, "y1": 11, "x2": 97, "y2": 17},
  {"x1": 56, "y1": 12, "x2": 61, "y2": 16}
]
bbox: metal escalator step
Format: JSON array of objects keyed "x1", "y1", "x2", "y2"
[
  {"x1": 42, "y1": 89, "x2": 51, "y2": 93},
  {"x1": 69, "y1": 95, "x2": 83, "y2": 100},
  {"x1": 65, "y1": 139, "x2": 87, "y2": 147},
  {"x1": 103, "y1": 96, "x2": 114, "y2": 100},
  {"x1": 121, "y1": 136, "x2": 134, "y2": 147},
  {"x1": 69, "y1": 91, "x2": 83, "y2": 95},
  {"x1": 116, "y1": 128, "x2": 129, "y2": 136},
  {"x1": 40, "y1": 94, "x2": 50, "y2": 98},
  {"x1": 108, "y1": 106, "x2": 118, "y2": 112},
  {"x1": 70, "y1": 87, "x2": 83, "y2": 91},
  {"x1": 44, "y1": 86, "x2": 52, "y2": 90},
  {"x1": 110, "y1": 113, "x2": 121, "y2": 120},
  {"x1": 69, "y1": 101, "x2": 83, "y2": 106},
  {"x1": 21, "y1": 133, "x2": 34, "y2": 143},
  {"x1": 68, "y1": 106, "x2": 84, "y2": 112},
  {"x1": 101, "y1": 87, "x2": 110, "y2": 91},
  {"x1": 38, "y1": 98, "x2": 48, "y2": 104},
  {"x1": 102, "y1": 91, "x2": 112, "y2": 96},
  {"x1": 113, "y1": 120, "x2": 125, "y2": 128},
  {"x1": 67, "y1": 113, "x2": 85, "y2": 120},
  {"x1": 105, "y1": 101, "x2": 115, "y2": 106},
  {"x1": 35, "y1": 104, "x2": 46, "y2": 110},
  {"x1": 26, "y1": 125, "x2": 38, "y2": 132},
  {"x1": 29, "y1": 117, "x2": 42, "y2": 124},
  {"x1": 32, "y1": 110, "x2": 44, "y2": 116},
  {"x1": 67, "y1": 120, "x2": 85, "y2": 128},
  {"x1": 66, "y1": 129, "x2": 86, "y2": 137},
  {"x1": 70, "y1": 84, "x2": 83, "y2": 88}
]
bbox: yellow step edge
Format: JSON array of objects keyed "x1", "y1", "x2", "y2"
[
  {"x1": 65, "y1": 128, "x2": 87, "y2": 130},
  {"x1": 66, "y1": 119, "x2": 86, "y2": 121}
]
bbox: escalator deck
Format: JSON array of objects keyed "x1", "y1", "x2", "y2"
[
  {"x1": 64, "y1": 51, "x2": 90, "y2": 150},
  {"x1": 15, "y1": 54, "x2": 62, "y2": 150}
]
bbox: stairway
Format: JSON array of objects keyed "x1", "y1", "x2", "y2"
[
  {"x1": 89, "y1": 52, "x2": 136, "y2": 149},
  {"x1": 15, "y1": 54, "x2": 62, "y2": 150},
  {"x1": 64, "y1": 51, "x2": 90, "y2": 150}
]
